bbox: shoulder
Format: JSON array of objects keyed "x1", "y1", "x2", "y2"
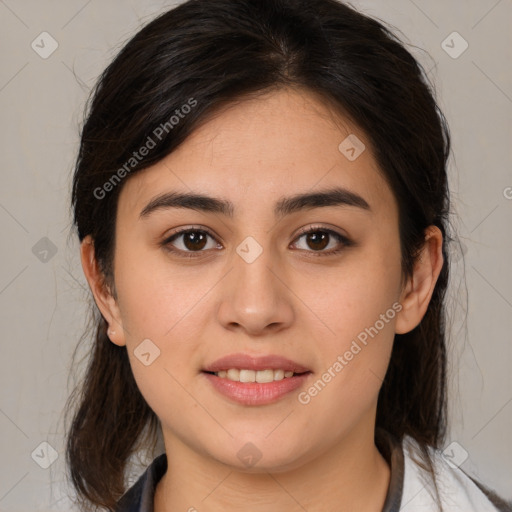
[{"x1": 400, "y1": 436, "x2": 512, "y2": 512}]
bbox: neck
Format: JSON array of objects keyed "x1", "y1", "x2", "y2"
[{"x1": 154, "y1": 424, "x2": 391, "y2": 512}]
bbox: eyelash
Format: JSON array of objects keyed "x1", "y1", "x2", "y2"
[{"x1": 161, "y1": 225, "x2": 353, "y2": 259}]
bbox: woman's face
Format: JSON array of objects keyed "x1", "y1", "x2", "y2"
[{"x1": 100, "y1": 88, "x2": 411, "y2": 470}]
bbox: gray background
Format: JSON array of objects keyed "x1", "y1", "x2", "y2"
[{"x1": 0, "y1": 0, "x2": 511, "y2": 510}]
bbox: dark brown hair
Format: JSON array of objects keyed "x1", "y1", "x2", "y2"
[{"x1": 66, "y1": 0, "x2": 452, "y2": 510}]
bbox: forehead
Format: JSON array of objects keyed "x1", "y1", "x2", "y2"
[{"x1": 118, "y1": 88, "x2": 396, "y2": 221}]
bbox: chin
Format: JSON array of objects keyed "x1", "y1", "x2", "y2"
[{"x1": 207, "y1": 437, "x2": 314, "y2": 474}]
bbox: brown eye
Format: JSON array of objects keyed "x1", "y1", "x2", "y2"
[
  {"x1": 164, "y1": 228, "x2": 219, "y2": 255},
  {"x1": 292, "y1": 227, "x2": 352, "y2": 255},
  {"x1": 304, "y1": 231, "x2": 330, "y2": 251},
  {"x1": 181, "y1": 231, "x2": 208, "y2": 251},
  {"x1": 162, "y1": 226, "x2": 351, "y2": 258}
]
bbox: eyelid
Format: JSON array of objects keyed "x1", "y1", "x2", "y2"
[
  {"x1": 293, "y1": 223, "x2": 348, "y2": 240},
  {"x1": 162, "y1": 224, "x2": 352, "y2": 257},
  {"x1": 165, "y1": 224, "x2": 218, "y2": 239}
]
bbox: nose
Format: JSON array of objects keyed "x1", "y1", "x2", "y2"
[{"x1": 216, "y1": 243, "x2": 295, "y2": 337}]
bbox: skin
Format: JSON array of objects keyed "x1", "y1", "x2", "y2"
[{"x1": 81, "y1": 87, "x2": 443, "y2": 511}]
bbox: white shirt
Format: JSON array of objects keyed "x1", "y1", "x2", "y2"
[{"x1": 398, "y1": 435, "x2": 511, "y2": 511}]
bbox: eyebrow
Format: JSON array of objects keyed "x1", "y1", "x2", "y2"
[{"x1": 139, "y1": 186, "x2": 371, "y2": 220}]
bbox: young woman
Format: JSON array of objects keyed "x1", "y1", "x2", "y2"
[{"x1": 65, "y1": 0, "x2": 512, "y2": 510}]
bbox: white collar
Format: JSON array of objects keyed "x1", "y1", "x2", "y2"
[{"x1": 399, "y1": 435, "x2": 504, "y2": 511}]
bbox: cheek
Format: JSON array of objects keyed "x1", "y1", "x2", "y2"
[
  {"x1": 310, "y1": 240, "x2": 402, "y2": 344},
  {"x1": 127, "y1": 353, "x2": 212, "y2": 454},
  {"x1": 295, "y1": 314, "x2": 395, "y2": 445},
  {"x1": 113, "y1": 252, "x2": 216, "y2": 412},
  {"x1": 294, "y1": 239, "x2": 401, "y2": 416},
  {"x1": 113, "y1": 241, "x2": 216, "y2": 342}
]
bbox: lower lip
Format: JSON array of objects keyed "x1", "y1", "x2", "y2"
[{"x1": 202, "y1": 371, "x2": 312, "y2": 406}]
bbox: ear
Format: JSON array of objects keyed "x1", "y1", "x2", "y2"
[
  {"x1": 80, "y1": 235, "x2": 126, "y2": 347},
  {"x1": 395, "y1": 226, "x2": 444, "y2": 335}
]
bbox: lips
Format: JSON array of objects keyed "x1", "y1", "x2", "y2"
[{"x1": 202, "y1": 353, "x2": 311, "y2": 374}]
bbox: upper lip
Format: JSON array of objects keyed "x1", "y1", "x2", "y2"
[{"x1": 202, "y1": 353, "x2": 311, "y2": 373}]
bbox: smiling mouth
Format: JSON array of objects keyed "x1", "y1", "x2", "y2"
[{"x1": 202, "y1": 369, "x2": 311, "y2": 383}]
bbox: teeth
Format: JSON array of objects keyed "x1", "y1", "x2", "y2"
[{"x1": 214, "y1": 369, "x2": 297, "y2": 382}]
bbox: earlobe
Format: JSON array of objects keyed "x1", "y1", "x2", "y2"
[
  {"x1": 80, "y1": 235, "x2": 127, "y2": 347},
  {"x1": 395, "y1": 226, "x2": 444, "y2": 335}
]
